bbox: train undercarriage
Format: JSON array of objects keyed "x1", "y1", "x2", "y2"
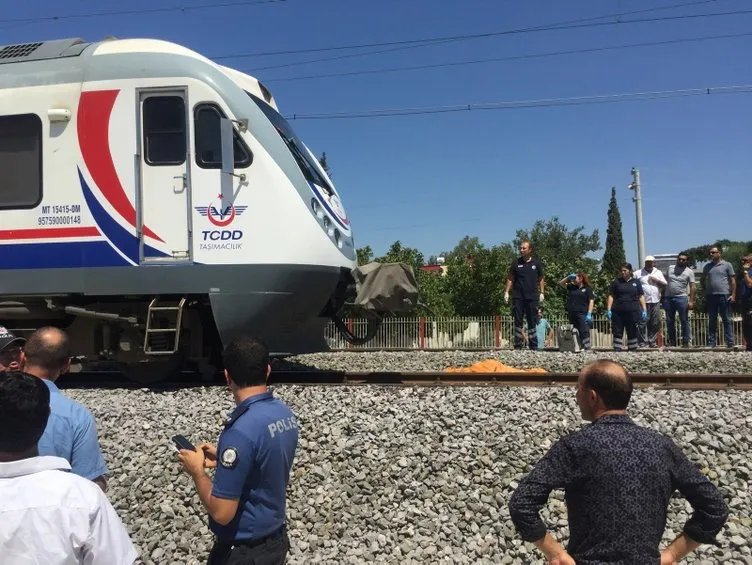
[
  {"x1": 0, "y1": 295, "x2": 220, "y2": 383},
  {"x1": 0, "y1": 262, "x2": 421, "y2": 384}
]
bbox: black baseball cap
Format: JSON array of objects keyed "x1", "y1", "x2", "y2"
[{"x1": 0, "y1": 326, "x2": 25, "y2": 352}]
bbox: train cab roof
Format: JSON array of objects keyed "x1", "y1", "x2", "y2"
[{"x1": 0, "y1": 36, "x2": 279, "y2": 112}]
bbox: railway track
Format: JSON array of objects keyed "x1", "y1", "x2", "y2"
[
  {"x1": 57, "y1": 370, "x2": 752, "y2": 390},
  {"x1": 328, "y1": 346, "x2": 750, "y2": 353}
]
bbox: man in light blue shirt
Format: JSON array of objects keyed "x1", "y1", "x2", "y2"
[
  {"x1": 22, "y1": 327, "x2": 109, "y2": 491},
  {"x1": 523, "y1": 308, "x2": 553, "y2": 349}
]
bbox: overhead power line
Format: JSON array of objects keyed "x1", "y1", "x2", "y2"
[
  {"x1": 245, "y1": 8, "x2": 752, "y2": 73},
  {"x1": 282, "y1": 84, "x2": 752, "y2": 121},
  {"x1": 216, "y1": 0, "x2": 724, "y2": 59},
  {"x1": 264, "y1": 31, "x2": 752, "y2": 83},
  {"x1": 0, "y1": 0, "x2": 286, "y2": 25}
]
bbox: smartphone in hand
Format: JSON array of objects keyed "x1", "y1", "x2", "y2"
[{"x1": 172, "y1": 434, "x2": 196, "y2": 452}]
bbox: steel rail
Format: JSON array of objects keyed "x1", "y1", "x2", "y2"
[
  {"x1": 57, "y1": 370, "x2": 752, "y2": 390},
  {"x1": 269, "y1": 370, "x2": 752, "y2": 390},
  {"x1": 326, "y1": 346, "x2": 749, "y2": 353}
]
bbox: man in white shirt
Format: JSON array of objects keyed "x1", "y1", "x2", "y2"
[
  {"x1": 0, "y1": 370, "x2": 138, "y2": 565},
  {"x1": 634, "y1": 256, "x2": 667, "y2": 348}
]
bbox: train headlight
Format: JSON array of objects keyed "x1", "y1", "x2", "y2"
[{"x1": 323, "y1": 216, "x2": 334, "y2": 236}]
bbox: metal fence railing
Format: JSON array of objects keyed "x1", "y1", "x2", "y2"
[{"x1": 325, "y1": 314, "x2": 748, "y2": 350}]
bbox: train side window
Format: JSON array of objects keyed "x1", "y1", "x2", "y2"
[
  {"x1": 143, "y1": 96, "x2": 186, "y2": 166},
  {"x1": 194, "y1": 103, "x2": 252, "y2": 169},
  {"x1": 0, "y1": 113, "x2": 43, "y2": 210}
]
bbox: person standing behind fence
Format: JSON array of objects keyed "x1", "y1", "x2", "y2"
[
  {"x1": 522, "y1": 307, "x2": 553, "y2": 349},
  {"x1": 702, "y1": 246, "x2": 736, "y2": 348},
  {"x1": 663, "y1": 253, "x2": 696, "y2": 347},
  {"x1": 558, "y1": 272, "x2": 595, "y2": 350},
  {"x1": 739, "y1": 254, "x2": 752, "y2": 352},
  {"x1": 504, "y1": 241, "x2": 545, "y2": 350},
  {"x1": 607, "y1": 263, "x2": 647, "y2": 352},
  {"x1": 634, "y1": 256, "x2": 667, "y2": 348}
]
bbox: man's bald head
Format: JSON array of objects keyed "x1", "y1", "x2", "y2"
[
  {"x1": 23, "y1": 327, "x2": 71, "y2": 375},
  {"x1": 580, "y1": 359, "x2": 632, "y2": 410}
]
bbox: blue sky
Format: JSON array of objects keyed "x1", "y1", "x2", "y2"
[{"x1": 4, "y1": 0, "x2": 751, "y2": 265}]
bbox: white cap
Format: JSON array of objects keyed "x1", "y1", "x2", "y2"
[{"x1": 645, "y1": 255, "x2": 655, "y2": 262}]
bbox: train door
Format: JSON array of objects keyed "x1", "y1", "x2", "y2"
[{"x1": 136, "y1": 88, "x2": 191, "y2": 262}]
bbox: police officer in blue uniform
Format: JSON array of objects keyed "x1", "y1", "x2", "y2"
[{"x1": 177, "y1": 335, "x2": 299, "y2": 565}]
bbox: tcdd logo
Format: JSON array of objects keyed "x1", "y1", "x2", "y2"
[
  {"x1": 195, "y1": 194, "x2": 247, "y2": 227},
  {"x1": 201, "y1": 230, "x2": 243, "y2": 241}
]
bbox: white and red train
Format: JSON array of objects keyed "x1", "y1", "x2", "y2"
[{"x1": 0, "y1": 36, "x2": 368, "y2": 380}]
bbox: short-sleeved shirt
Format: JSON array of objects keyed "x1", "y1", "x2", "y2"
[
  {"x1": 210, "y1": 390, "x2": 299, "y2": 542},
  {"x1": 634, "y1": 267, "x2": 666, "y2": 304},
  {"x1": 508, "y1": 257, "x2": 544, "y2": 300},
  {"x1": 566, "y1": 285, "x2": 594, "y2": 313},
  {"x1": 535, "y1": 319, "x2": 551, "y2": 349},
  {"x1": 665, "y1": 265, "x2": 695, "y2": 297},
  {"x1": 610, "y1": 277, "x2": 644, "y2": 311},
  {"x1": 703, "y1": 260, "x2": 735, "y2": 295},
  {"x1": 37, "y1": 379, "x2": 108, "y2": 482},
  {"x1": 740, "y1": 268, "x2": 752, "y2": 303},
  {"x1": 0, "y1": 456, "x2": 138, "y2": 564}
]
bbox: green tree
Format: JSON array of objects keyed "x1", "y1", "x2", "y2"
[
  {"x1": 375, "y1": 240, "x2": 424, "y2": 271},
  {"x1": 601, "y1": 187, "x2": 626, "y2": 275},
  {"x1": 684, "y1": 240, "x2": 752, "y2": 269},
  {"x1": 445, "y1": 243, "x2": 515, "y2": 316},
  {"x1": 513, "y1": 217, "x2": 603, "y2": 317},
  {"x1": 683, "y1": 239, "x2": 752, "y2": 313},
  {"x1": 415, "y1": 269, "x2": 454, "y2": 316},
  {"x1": 356, "y1": 246, "x2": 374, "y2": 266},
  {"x1": 514, "y1": 217, "x2": 600, "y2": 266},
  {"x1": 442, "y1": 235, "x2": 484, "y2": 264}
]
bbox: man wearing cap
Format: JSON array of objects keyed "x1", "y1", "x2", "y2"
[
  {"x1": 634, "y1": 256, "x2": 667, "y2": 348},
  {"x1": 0, "y1": 325, "x2": 26, "y2": 371}
]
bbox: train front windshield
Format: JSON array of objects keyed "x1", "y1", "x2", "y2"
[{"x1": 246, "y1": 91, "x2": 333, "y2": 196}]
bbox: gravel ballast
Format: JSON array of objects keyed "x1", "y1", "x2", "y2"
[
  {"x1": 62, "y1": 351, "x2": 752, "y2": 564},
  {"x1": 280, "y1": 348, "x2": 752, "y2": 374}
]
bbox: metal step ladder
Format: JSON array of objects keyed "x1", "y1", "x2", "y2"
[{"x1": 143, "y1": 297, "x2": 187, "y2": 355}]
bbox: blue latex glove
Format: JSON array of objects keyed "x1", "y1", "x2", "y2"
[
  {"x1": 568, "y1": 273, "x2": 577, "y2": 279},
  {"x1": 606, "y1": 310, "x2": 612, "y2": 321},
  {"x1": 585, "y1": 312, "x2": 592, "y2": 324},
  {"x1": 641, "y1": 310, "x2": 648, "y2": 321}
]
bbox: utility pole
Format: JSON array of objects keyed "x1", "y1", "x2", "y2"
[{"x1": 628, "y1": 167, "x2": 646, "y2": 266}]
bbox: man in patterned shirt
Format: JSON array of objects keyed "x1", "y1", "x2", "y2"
[{"x1": 508, "y1": 359, "x2": 728, "y2": 564}]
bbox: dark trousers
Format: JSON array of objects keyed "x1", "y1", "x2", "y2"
[
  {"x1": 513, "y1": 298, "x2": 538, "y2": 349},
  {"x1": 567, "y1": 311, "x2": 591, "y2": 350},
  {"x1": 707, "y1": 294, "x2": 734, "y2": 347},
  {"x1": 637, "y1": 302, "x2": 662, "y2": 347},
  {"x1": 665, "y1": 296, "x2": 691, "y2": 346},
  {"x1": 612, "y1": 309, "x2": 639, "y2": 351},
  {"x1": 208, "y1": 526, "x2": 289, "y2": 565},
  {"x1": 742, "y1": 299, "x2": 752, "y2": 352}
]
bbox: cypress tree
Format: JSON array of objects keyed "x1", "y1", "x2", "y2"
[{"x1": 602, "y1": 187, "x2": 626, "y2": 274}]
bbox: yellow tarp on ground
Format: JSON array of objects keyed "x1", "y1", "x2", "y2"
[{"x1": 444, "y1": 358, "x2": 548, "y2": 374}]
